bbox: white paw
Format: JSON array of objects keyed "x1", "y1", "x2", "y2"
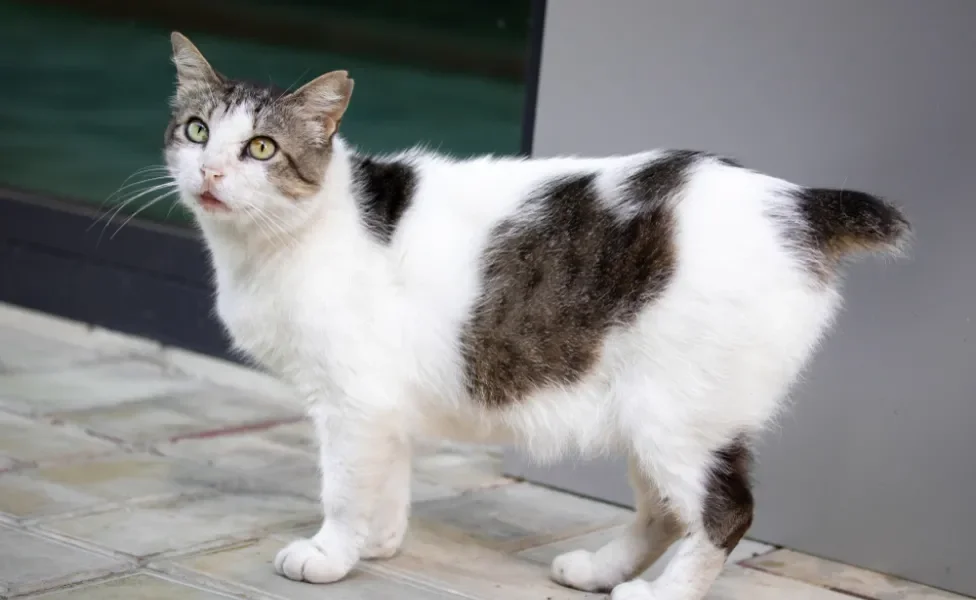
[
  {"x1": 611, "y1": 579, "x2": 656, "y2": 600},
  {"x1": 273, "y1": 538, "x2": 357, "y2": 584},
  {"x1": 551, "y1": 549, "x2": 610, "y2": 592}
]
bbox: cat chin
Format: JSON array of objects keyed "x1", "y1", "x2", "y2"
[{"x1": 181, "y1": 200, "x2": 237, "y2": 223}]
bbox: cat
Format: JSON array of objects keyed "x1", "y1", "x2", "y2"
[{"x1": 164, "y1": 32, "x2": 910, "y2": 600}]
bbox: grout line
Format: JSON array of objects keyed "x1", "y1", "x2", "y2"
[
  {"x1": 40, "y1": 416, "x2": 131, "y2": 448},
  {"x1": 364, "y1": 561, "x2": 486, "y2": 600},
  {"x1": 24, "y1": 490, "x2": 222, "y2": 527},
  {"x1": 731, "y1": 542, "x2": 781, "y2": 565},
  {"x1": 741, "y1": 562, "x2": 878, "y2": 600},
  {"x1": 497, "y1": 515, "x2": 633, "y2": 555},
  {"x1": 167, "y1": 416, "x2": 304, "y2": 443},
  {"x1": 7, "y1": 520, "x2": 140, "y2": 564},
  {"x1": 15, "y1": 447, "x2": 138, "y2": 473},
  {"x1": 0, "y1": 350, "x2": 147, "y2": 377},
  {"x1": 6, "y1": 568, "x2": 140, "y2": 599},
  {"x1": 148, "y1": 561, "x2": 286, "y2": 600}
]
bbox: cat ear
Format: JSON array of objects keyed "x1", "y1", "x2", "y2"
[
  {"x1": 170, "y1": 32, "x2": 221, "y2": 98},
  {"x1": 289, "y1": 70, "x2": 354, "y2": 136}
]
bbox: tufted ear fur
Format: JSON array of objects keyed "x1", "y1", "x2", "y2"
[
  {"x1": 170, "y1": 32, "x2": 222, "y2": 103},
  {"x1": 287, "y1": 70, "x2": 355, "y2": 142}
]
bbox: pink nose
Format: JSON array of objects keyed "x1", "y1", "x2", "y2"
[{"x1": 201, "y1": 167, "x2": 224, "y2": 183}]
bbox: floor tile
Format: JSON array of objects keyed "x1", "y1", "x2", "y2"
[
  {"x1": 0, "y1": 524, "x2": 131, "y2": 596},
  {"x1": 0, "y1": 358, "x2": 194, "y2": 415},
  {"x1": 0, "y1": 303, "x2": 160, "y2": 360},
  {"x1": 0, "y1": 326, "x2": 102, "y2": 374},
  {"x1": 161, "y1": 345, "x2": 298, "y2": 407},
  {"x1": 710, "y1": 565, "x2": 855, "y2": 599},
  {"x1": 53, "y1": 386, "x2": 301, "y2": 444},
  {"x1": 0, "y1": 304, "x2": 93, "y2": 345},
  {"x1": 157, "y1": 433, "x2": 315, "y2": 472},
  {"x1": 21, "y1": 453, "x2": 223, "y2": 505},
  {"x1": 44, "y1": 492, "x2": 320, "y2": 558},
  {"x1": 410, "y1": 479, "x2": 464, "y2": 503},
  {"x1": 414, "y1": 441, "x2": 510, "y2": 493},
  {"x1": 0, "y1": 455, "x2": 16, "y2": 471},
  {"x1": 0, "y1": 453, "x2": 253, "y2": 520},
  {"x1": 367, "y1": 522, "x2": 603, "y2": 600},
  {"x1": 518, "y1": 525, "x2": 775, "y2": 581},
  {"x1": 163, "y1": 536, "x2": 466, "y2": 600},
  {"x1": 744, "y1": 549, "x2": 969, "y2": 599},
  {"x1": 0, "y1": 412, "x2": 117, "y2": 464},
  {"x1": 29, "y1": 572, "x2": 236, "y2": 599},
  {"x1": 412, "y1": 482, "x2": 630, "y2": 552},
  {"x1": 258, "y1": 421, "x2": 317, "y2": 451},
  {"x1": 0, "y1": 472, "x2": 109, "y2": 519},
  {"x1": 251, "y1": 462, "x2": 459, "y2": 509}
]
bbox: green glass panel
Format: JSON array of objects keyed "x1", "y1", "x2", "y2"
[{"x1": 0, "y1": 1, "x2": 529, "y2": 226}]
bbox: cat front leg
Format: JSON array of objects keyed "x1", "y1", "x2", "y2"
[
  {"x1": 360, "y1": 437, "x2": 411, "y2": 559},
  {"x1": 274, "y1": 401, "x2": 403, "y2": 584}
]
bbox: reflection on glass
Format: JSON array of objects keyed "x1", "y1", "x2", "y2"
[{"x1": 0, "y1": 1, "x2": 530, "y2": 224}]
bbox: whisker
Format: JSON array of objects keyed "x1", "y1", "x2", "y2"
[
  {"x1": 91, "y1": 182, "x2": 180, "y2": 239},
  {"x1": 110, "y1": 190, "x2": 179, "y2": 239},
  {"x1": 236, "y1": 197, "x2": 297, "y2": 250},
  {"x1": 239, "y1": 205, "x2": 282, "y2": 248},
  {"x1": 243, "y1": 205, "x2": 292, "y2": 249},
  {"x1": 275, "y1": 68, "x2": 310, "y2": 105},
  {"x1": 100, "y1": 166, "x2": 170, "y2": 209},
  {"x1": 241, "y1": 192, "x2": 311, "y2": 236},
  {"x1": 103, "y1": 175, "x2": 175, "y2": 206},
  {"x1": 90, "y1": 181, "x2": 180, "y2": 231},
  {"x1": 163, "y1": 197, "x2": 188, "y2": 221}
]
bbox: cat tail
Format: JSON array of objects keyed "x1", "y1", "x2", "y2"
[{"x1": 796, "y1": 187, "x2": 912, "y2": 259}]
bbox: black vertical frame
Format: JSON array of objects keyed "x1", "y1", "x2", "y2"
[
  {"x1": 520, "y1": 0, "x2": 547, "y2": 157},
  {"x1": 0, "y1": 1, "x2": 548, "y2": 358}
]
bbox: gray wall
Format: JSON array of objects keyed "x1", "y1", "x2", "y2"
[{"x1": 504, "y1": 0, "x2": 976, "y2": 595}]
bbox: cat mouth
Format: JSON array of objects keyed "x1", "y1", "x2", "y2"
[{"x1": 198, "y1": 191, "x2": 229, "y2": 211}]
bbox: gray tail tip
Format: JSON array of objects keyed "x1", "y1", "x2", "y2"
[{"x1": 800, "y1": 188, "x2": 912, "y2": 258}]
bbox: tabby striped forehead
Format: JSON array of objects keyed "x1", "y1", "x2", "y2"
[{"x1": 168, "y1": 80, "x2": 285, "y2": 130}]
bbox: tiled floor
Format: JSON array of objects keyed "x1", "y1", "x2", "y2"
[{"x1": 0, "y1": 302, "x2": 968, "y2": 599}]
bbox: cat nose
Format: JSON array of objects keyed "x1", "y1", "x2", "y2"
[{"x1": 201, "y1": 167, "x2": 224, "y2": 182}]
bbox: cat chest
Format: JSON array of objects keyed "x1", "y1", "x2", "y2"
[{"x1": 215, "y1": 289, "x2": 301, "y2": 368}]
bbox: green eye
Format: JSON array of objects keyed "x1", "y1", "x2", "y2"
[
  {"x1": 185, "y1": 119, "x2": 208, "y2": 144},
  {"x1": 247, "y1": 136, "x2": 277, "y2": 161}
]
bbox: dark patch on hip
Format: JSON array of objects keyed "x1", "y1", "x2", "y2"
[
  {"x1": 702, "y1": 437, "x2": 755, "y2": 553},
  {"x1": 461, "y1": 151, "x2": 700, "y2": 407},
  {"x1": 352, "y1": 156, "x2": 417, "y2": 244}
]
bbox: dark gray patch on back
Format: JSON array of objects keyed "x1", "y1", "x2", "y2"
[
  {"x1": 351, "y1": 155, "x2": 418, "y2": 244},
  {"x1": 627, "y1": 150, "x2": 702, "y2": 203},
  {"x1": 461, "y1": 151, "x2": 698, "y2": 407},
  {"x1": 702, "y1": 437, "x2": 754, "y2": 553}
]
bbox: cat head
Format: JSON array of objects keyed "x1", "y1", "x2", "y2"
[{"x1": 164, "y1": 32, "x2": 353, "y2": 229}]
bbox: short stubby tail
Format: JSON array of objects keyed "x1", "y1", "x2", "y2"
[{"x1": 796, "y1": 187, "x2": 911, "y2": 259}]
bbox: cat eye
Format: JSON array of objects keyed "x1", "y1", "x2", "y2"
[
  {"x1": 185, "y1": 118, "x2": 209, "y2": 144},
  {"x1": 247, "y1": 137, "x2": 277, "y2": 161}
]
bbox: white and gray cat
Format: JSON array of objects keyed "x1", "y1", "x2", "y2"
[{"x1": 164, "y1": 33, "x2": 910, "y2": 600}]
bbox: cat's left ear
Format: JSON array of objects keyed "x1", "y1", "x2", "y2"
[
  {"x1": 170, "y1": 32, "x2": 222, "y2": 101},
  {"x1": 289, "y1": 70, "x2": 354, "y2": 138}
]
